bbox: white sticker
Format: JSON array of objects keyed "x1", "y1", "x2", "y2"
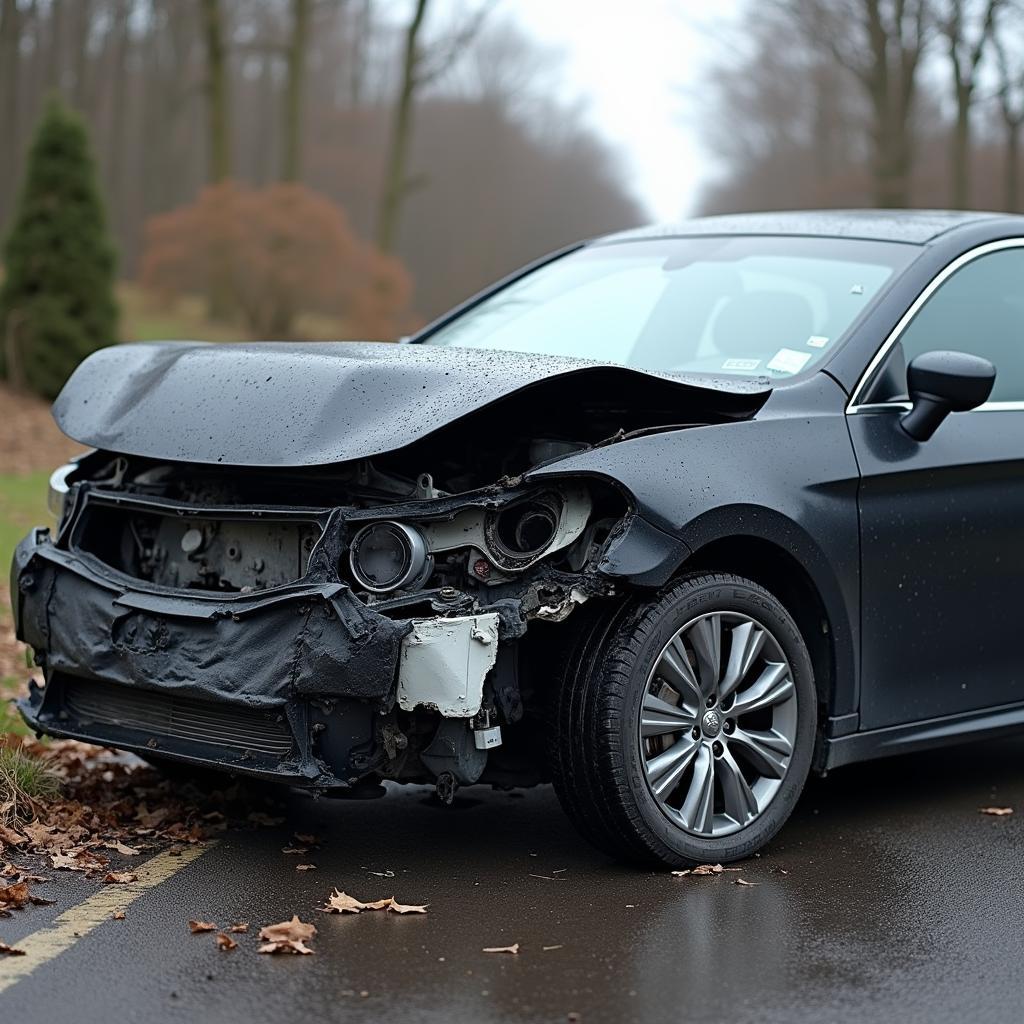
[
  {"x1": 807, "y1": 335, "x2": 830, "y2": 348},
  {"x1": 722, "y1": 357, "x2": 761, "y2": 371},
  {"x1": 766, "y1": 348, "x2": 813, "y2": 374}
]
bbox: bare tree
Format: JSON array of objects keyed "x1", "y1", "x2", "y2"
[
  {"x1": 0, "y1": 0, "x2": 21, "y2": 225},
  {"x1": 994, "y1": 20, "x2": 1024, "y2": 210},
  {"x1": 376, "y1": 0, "x2": 431, "y2": 253},
  {"x1": 939, "y1": 0, "x2": 1003, "y2": 207},
  {"x1": 789, "y1": 0, "x2": 934, "y2": 208},
  {"x1": 200, "y1": 0, "x2": 231, "y2": 182},
  {"x1": 377, "y1": 0, "x2": 493, "y2": 253},
  {"x1": 282, "y1": 0, "x2": 311, "y2": 181}
]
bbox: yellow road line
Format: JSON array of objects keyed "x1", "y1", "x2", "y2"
[{"x1": 0, "y1": 842, "x2": 213, "y2": 994}]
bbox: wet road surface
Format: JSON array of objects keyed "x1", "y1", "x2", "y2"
[{"x1": 3, "y1": 736, "x2": 1024, "y2": 1024}]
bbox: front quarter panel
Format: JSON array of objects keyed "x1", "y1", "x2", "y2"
[{"x1": 529, "y1": 374, "x2": 862, "y2": 716}]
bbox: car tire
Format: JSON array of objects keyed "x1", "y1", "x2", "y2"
[{"x1": 550, "y1": 572, "x2": 817, "y2": 868}]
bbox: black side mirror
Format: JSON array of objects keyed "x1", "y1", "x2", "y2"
[{"x1": 900, "y1": 350, "x2": 995, "y2": 442}]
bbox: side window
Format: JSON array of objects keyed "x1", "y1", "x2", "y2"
[{"x1": 868, "y1": 247, "x2": 1024, "y2": 404}]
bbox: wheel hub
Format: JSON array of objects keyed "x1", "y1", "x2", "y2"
[{"x1": 701, "y1": 709, "x2": 723, "y2": 737}]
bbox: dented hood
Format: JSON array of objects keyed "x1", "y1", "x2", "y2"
[{"x1": 53, "y1": 341, "x2": 770, "y2": 468}]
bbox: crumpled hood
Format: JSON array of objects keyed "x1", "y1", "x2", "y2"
[{"x1": 53, "y1": 341, "x2": 770, "y2": 468}]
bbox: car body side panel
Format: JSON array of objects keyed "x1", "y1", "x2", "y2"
[{"x1": 530, "y1": 375, "x2": 862, "y2": 718}]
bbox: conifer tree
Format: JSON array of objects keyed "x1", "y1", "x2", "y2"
[{"x1": 0, "y1": 97, "x2": 118, "y2": 399}]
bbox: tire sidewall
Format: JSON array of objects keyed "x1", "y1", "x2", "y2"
[{"x1": 616, "y1": 576, "x2": 816, "y2": 864}]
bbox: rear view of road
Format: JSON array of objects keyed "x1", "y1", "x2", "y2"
[{"x1": 3, "y1": 737, "x2": 1023, "y2": 1024}]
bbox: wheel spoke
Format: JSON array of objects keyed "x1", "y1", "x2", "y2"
[
  {"x1": 729, "y1": 726, "x2": 791, "y2": 778},
  {"x1": 641, "y1": 693, "x2": 694, "y2": 738},
  {"x1": 656, "y1": 637, "x2": 703, "y2": 709},
  {"x1": 688, "y1": 615, "x2": 722, "y2": 698},
  {"x1": 730, "y1": 662, "x2": 793, "y2": 718},
  {"x1": 718, "y1": 621, "x2": 766, "y2": 702},
  {"x1": 718, "y1": 748, "x2": 759, "y2": 824},
  {"x1": 644, "y1": 735, "x2": 701, "y2": 799},
  {"x1": 679, "y1": 744, "x2": 715, "y2": 834}
]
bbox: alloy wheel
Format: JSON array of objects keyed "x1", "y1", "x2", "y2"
[{"x1": 638, "y1": 611, "x2": 798, "y2": 838}]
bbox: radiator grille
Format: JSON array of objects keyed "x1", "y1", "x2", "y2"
[{"x1": 62, "y1": 677, "x2": 293, "y2": 757}]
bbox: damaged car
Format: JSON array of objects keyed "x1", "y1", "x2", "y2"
[{"x1": 12, "y1": 209, "x2": 1024, "y2": 867}]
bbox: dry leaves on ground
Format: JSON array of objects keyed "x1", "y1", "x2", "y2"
[
  {"x1": 228, "y1": 922, "x2": 249, "y2": 933},
  {"x1": 483, "y1": 944, "x2": 520, "y2": 955},
  {"x1": 0, "y1": 941, "x2": 26, "y2": 956},
  {"x1": 258, "y1": 916, "x2": 317, "y2": 955},
  {"x1": 188, "y1": 919, "x2": 218, "y2": 933},
  {"x1": 296, "y1": 864, "x2": 316, "y2": 871},
  {"x1": 317, "y1": 889, "x2": 427, "y2": 915},
  {"x1": 979, "y1": 806, "x2": 1013, "y2": 816},
  {"x1": 112, "y1": 910, "x2": 125, "y2": 920},
  {"x1": 216, "y1": 933, "x2": 238, "y2": 951},
  {"x1": 734, "y1": 878, "x2": 760, "y2": 886},
  {"x1": 0, "y1": 735, "x2": 291, "y2": 881}
]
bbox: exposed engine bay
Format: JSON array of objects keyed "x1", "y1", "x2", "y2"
[{"x1": 13, "y1": 339, "x2": 768, "y2": 802}]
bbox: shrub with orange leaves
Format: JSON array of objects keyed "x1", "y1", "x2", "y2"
[{"x1": 140, "y1": 182, "x2": 413, "y2": 340}]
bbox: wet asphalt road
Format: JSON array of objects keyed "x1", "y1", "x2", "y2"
[{"x1": 3, "y1": 737, "x2": 1024, "y2": 1024}]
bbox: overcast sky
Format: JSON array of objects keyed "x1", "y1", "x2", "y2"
[{"x1": 506, "y1": 0, "x2": 740, "y2": 222}]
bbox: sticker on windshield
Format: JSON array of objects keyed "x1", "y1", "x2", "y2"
[
  {"x1": 722, "y1": 357, "x2": 760, "y2": 371},
  {"x1": 766, "y1": 348, "x2": 813, "y2": 374},
  {"x1": 807, "y1": 335, "x2": 829, "y2": 349}
]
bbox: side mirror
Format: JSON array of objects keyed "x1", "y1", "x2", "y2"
[{"x1": 900, "y1": 350, "x2": 995, "y2": 442}]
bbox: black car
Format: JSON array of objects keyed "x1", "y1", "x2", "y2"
[{"x1": 12, "y1": 209, "x2": 1024, "y2": 867}]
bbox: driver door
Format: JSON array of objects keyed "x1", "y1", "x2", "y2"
[{"x1": 848, "y1": 242, "x2": 1024, "y2": 730}]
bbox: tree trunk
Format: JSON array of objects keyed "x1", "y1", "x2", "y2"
[
  {"x1": 282, "y1": 0, "x2": 310, "y2": 181},
  {"x1": 377, "y1": 0, "x2": 429, "y2": 253},
  {"x1": 951, "y1": 85, "x2": 971, "y2": 209},
  {"x1": 0, "y1": 0, "x2": 21, "y2": 226},
  {"x1": 200, "y1": 0, "x2": 231, "y2": 183},
  {"x1": 1006, "y1": 119, "x2": 1021, "y2": 213}
]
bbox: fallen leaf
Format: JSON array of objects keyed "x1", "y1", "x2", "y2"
[
  {"x1": 112, "y1": 911, "x2": 126, "y2": 920},
  {"x1": 0, "y1": 941, "x2": 26, "y2": 956},
  {"x1": 293, "y1": 832, "x2": 320, "y2": 846},
  {"x1": 189, "y1": 919, "x2": 218, "y2": 933},
  {"x1": 258, "y1": 915, "x2": 316, "y2": 955},
  {"x1": 0, "y1": 825, "x2": 26, "y2": 847},
  {"x1": 228, "y1": 922, "x2": 249, "y2": 934},
  {"x1": 734, "y1": 878, "x2": 760, "y2": 886},
  {"x1": 317, "y1": 890, "x2": 391, "y2": 914},
  {"x1": 296, "y1": 864, "x2": 317, "y2": 871},
  {"x1": 387, "y1": 898, "x2": 427, "y2": 915},
  {"x1": 103, "y1": 871, "x2": 138, "y2": 884},
  {"x1": 671, "y1": 863, "x2": 741, "y2": 877},
  {"x1": 364, "y1": 869, "x2": 394, "y2": 878},
  {"x1": 281, "y1": 846, "x2": 309, "y2": 855},
  {"x1": 980, "y1": 806, "x2": 1013, "y2": 816},
  {"x1": 0, "y1": 881, "x2": 30, "y2": 908},
  {"x1": 216, "y1": 932, "x2": 238, "y2": 951},
  {"x1": 483, "y1": 943, "x2": 520, "y2": 955},
  {"x1": 104, "y1": 841, "x2": 141, "y2": 856}
]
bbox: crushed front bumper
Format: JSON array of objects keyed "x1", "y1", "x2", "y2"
[{"x1": 11, "y1": 528, "x2": 502, "y2": 788}]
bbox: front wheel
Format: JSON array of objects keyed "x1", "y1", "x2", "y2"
[{"x1": 550, "y1": 572, "x2": 817, "y2": 867}]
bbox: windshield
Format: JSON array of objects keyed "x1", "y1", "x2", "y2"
[{"x1": 421, "y1": 235, "x2": 915, "y2": 379}]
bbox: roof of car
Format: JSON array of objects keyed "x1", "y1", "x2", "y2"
[{"x1": 599, "y1": 209, "x2": 1017, "y2": 246}]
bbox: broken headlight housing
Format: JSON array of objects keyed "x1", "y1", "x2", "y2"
[{"x1": 348, "y1": 520, "x2": 433, "y2": 593}]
